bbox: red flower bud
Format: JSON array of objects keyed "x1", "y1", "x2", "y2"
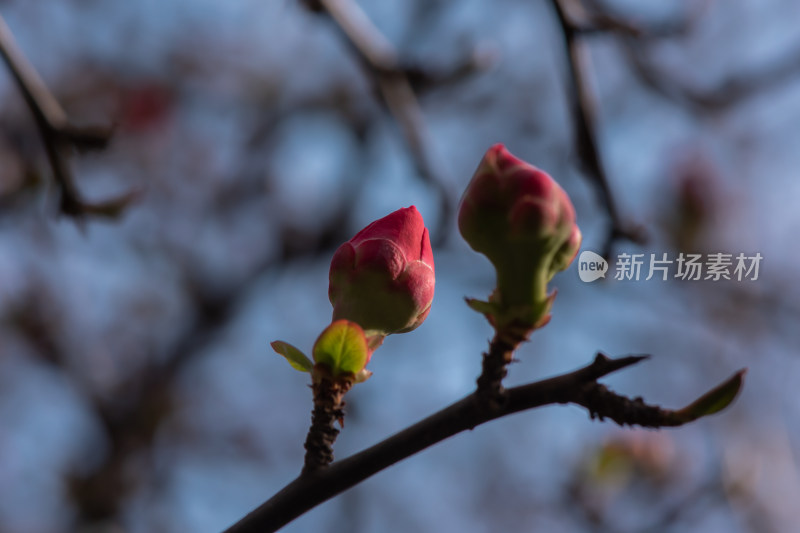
[
  {"x1": 329, "y1": 206, "x2": 435, "y2": 336},
  {"x1": 458, "y1": 144, "x2": 581, "y2": 330}
]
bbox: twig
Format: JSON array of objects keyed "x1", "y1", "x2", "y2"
[
  {"x1": 402, "y1": 45, "x2": 497, "y2": 94},
  {"x1": 302, "y1": 374, "x2": 351, "y2": 473},
  {"x1": 223, "y1": 353, "x2": 741, "y2": 532},
  {"x1": 578, "y1": 0, "x2": 800, "y2": 113},
  {"x1": 550, "y1": 0, "x2": 646, "y2": 257},
  {"x1": 0, "y1": 14, "x2": 131, "y2": 219},
  {"x1": 310, "y1": 0, "x2": 456, "y2": 243},
  {"x1": 624, "y1": 39, "x2": 800, "y2": 112},
  {"x1": 475, "y1": 333, "x2": 517, "y2": 408},
  {"x1": 11, "y1": 245, "x2": 283, "y2": 525},
  {"x1": 572, "y1": 0, "x2": 693, "y2": 38}
]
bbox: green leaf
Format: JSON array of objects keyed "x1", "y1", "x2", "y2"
[
  {"x1": 313, "y1": 320, "x2": 369, "y2": 376},
  {"x1": 271, "y1": 341, "x2": 313, "y2": 372},
  {"x1": 675, "y1": 369, "x2": 746, "y2": 422},
  {"x1": 465, "y1": 298, "x2": 496, "y2": 315}
]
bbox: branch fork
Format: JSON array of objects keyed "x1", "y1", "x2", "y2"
[
  {"x1": 225, "y1": 351, "x2": 744, "y2": 532},
  {"x1": 0, "y1": 14, "x2": 136, "y2": 220}
]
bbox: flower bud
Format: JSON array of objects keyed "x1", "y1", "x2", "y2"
[
  {"x1": 458, "y1": 144, "x2": 581, "y2": 330},
  {"x1": 329, "y1": 206, "x2": 435, "y2": 336}
]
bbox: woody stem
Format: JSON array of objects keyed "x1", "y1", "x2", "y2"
[
  {"x1": 475, "y1": 333, "x2": 517, "y2": 408},
  {"x1": 302, "y1": 377, "x2": 351, "y2": 474}
]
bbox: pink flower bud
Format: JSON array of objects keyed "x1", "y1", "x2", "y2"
[
  {"x1": 458, "y1": 144, "x2": 581, "y2": 328},
  {"x1": 329, "y1": 206, "x2": 435, "y2": 336}
]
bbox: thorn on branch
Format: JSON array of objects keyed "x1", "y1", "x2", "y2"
[
  {"x1": 578, "y1": 383, "x2": 679, "y2": 428},
  {"x1": 573, "y1": 368, "x2": 746, "y2": 429},
  {"x1": 583, "y1": 352, "x2": 650, "y2": 381}
]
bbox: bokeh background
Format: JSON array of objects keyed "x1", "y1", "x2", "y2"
[{"x1": 1, "y1": 0, "x2": 799, "y2": 532}]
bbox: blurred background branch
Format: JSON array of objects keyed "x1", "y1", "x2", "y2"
[
  {"x1": 0, "y1": 0, "x2": 797, "y2": 532},
  {"x1": 0, "y1": 14, "x2": 135, "y2": 219},
  {"x1": 550, "y1": 0, "x2": 647, "y2": 257},
  {"x1": 303, "y1": 0, "x2": 492, "y2": 243}
]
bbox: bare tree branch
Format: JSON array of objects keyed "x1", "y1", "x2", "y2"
[
  {"x1": 475, "y1": 332, "x2": 517, "y2": 408},
  {"x1": 624, "y1": 39, "x2": 800, "y2": 112},
  {"x1": 308, "y1": 0, "x2": 463, "y2": 243},
  {"x1": 223, "y1": 353, "x2": 743, "y2": 532},
  {"x1": 575, "y1": 2, "x2": 800, "y2": 116},
  {"x1": 0, "y1": 14, "x2": 133, "y2": 219},
  {"x1": 549, "y1": 0, "x2": 647, "y2": 257}
]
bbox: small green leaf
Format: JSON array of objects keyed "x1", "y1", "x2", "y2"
[
  {"x1": 271, "y1": 341, "x2": 313, "y2": 372},
  {"x1": 313, "y1": 320, "x2": 369, "y2": 376},
  {"x1": 465, "y1": 298, "x2": 496, "y2": 315},
  {"x1": 675, "y1": 369, "x2": 746, "y2": 422}
]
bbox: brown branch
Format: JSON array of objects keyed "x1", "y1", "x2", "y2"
[
  {"x1": 302, "y1": 374, "x2": 352, "y2": 473},
  {"x1": 402, "y1": 46, "x2": 497, "y2": 94},
  {"x1": 550, "y1": 0, "x2": 646, "y2": 257},
  {"x1": 8, "y1": 246, "x2": 284, "y2": 527},
  {"x1": 624, "y1": 39, "x2": 800, "y2": 113},
  {"x1": 572, "y1": 0, "x2": 697, "y2": 38},
  {"x1": 475, "y1": 333, "x2": 517, "y2": 408},
  {"x1": 574, "y1": 2, "x2": 798, "y2": 115},
  {"x1": 309, "y1": 0, "x2": 458, "y2": 244},
  {"x1": 0, "y1": 14, "x2": 132, "y2": 219},
  {"x1": 223, "y1": 353, "x2": 742, "y2": 532}
]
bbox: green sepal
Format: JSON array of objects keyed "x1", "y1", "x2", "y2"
[
  {"x1": 465, "y1": 298, "x2": 497, "y2": 315},
  {"x1": 270, "y1": 341, "x2": 313, "y2": 372},
  {"x1": 675, "y1": 369, "x2": 746, "y2": 422},
  {"x1": 313, "y1": 320, "x2": 369, "y2": 377},
  {"x1": 465, "y1": 291, "x2": 555, "y2": 345}
]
